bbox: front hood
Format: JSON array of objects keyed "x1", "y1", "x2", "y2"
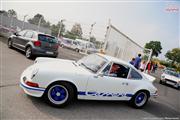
[
  {"x1": 163, "y1": 74, "x2": 180, "y2": 82},
  {"x1": 34, "y1": 57, "x2": 91, "y2": 75}
]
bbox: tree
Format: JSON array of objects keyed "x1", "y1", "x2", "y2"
[
  {"x1": 0, "y1": 10, "x2": 8, "y2": 16},
  {"x1": 28, "y1": 14, "x2": 50, "y2": 28},
  {"x1": 144, "y1": 41, "x2": 162, "y2": 57},
  {"x1": 7, "y1": 9, "x2": 17, "y2": 18},
  {"x1": 165, "y1": 48, "x2": 180, "y2": 65},
  {"x1": 50, "y1": 21, "x2": 65, "y2": 37},
  {"x1": 71, "y1": 23, "x2": 83, "y2": 37}
]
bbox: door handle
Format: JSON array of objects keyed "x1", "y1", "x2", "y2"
[{"x1": 122, "y1": 82, "x2": 128, "y2": 85}]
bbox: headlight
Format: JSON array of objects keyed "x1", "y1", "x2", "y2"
[
  {"x1": 31, "y1": 68, "x2": 39, "y2": 79},
  {"x1": 161, "y1": 76, "x2": 165, "y2": 79}
]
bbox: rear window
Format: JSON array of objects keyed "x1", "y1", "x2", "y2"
[{"x1": 38, "y1": 34, "x2": 58, "y2": 43}]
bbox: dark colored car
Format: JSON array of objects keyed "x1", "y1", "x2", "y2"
[{"x1": 7, "y1": 30, "x2": 59, "y2": 58}]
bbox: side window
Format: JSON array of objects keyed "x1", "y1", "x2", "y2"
[
  {"x1": 18, "y1": 30, "x2": 27, "y2": 36},
  {"x1": 24, "y1": 31, "x2": 33, "y2": 38},
  {"x1": 102, "y1": 63, "x2": 112, "y2": 76},
  {"x1": 32, "y1": 32, "x2": 36, "y2": 39},
  {"x1": 108, "y1": 63, "x2": 130, "y2": 78},
  {"x1": 129, "y1": 69, "x2": 142, "y2": 80}
]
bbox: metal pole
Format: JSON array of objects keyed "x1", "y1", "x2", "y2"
[
  {"x1": 89, "y1": 22, "x2": 96, "y2": 41},
  {"x1": 37, "y1": 17, "x2": 43, "y2": 32},
  {"x1": 0, "y1": 14, "x2": 3, "y2": 26},
  {"x1": 22, "y1": 15, "x2": 28, "y2": 30},
  {"x1": 57, "y1": 19, "x2": 65, "y2": 38},
  {"x1": 103, "y1": 19, "x2": 111, "y2": 52}
]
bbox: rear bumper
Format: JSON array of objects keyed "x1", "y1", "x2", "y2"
[{"x1": 32, "y1": 47, "x2": 58, "y2": 57}]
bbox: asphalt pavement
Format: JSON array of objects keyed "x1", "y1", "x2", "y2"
[{"x1": 0, "y1": 36, "x2": 180, "y2": 120}]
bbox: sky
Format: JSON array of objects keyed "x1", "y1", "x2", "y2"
[{"x1": 1, "y1": 0, "x2": 180, "y2": 60}]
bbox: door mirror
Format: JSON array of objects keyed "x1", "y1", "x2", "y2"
[
  {"x1": 14, "y1": 32, "x2": 20, "y2": 36},
  {"x1": 97, "y1": 73, "x2": 104, "y2": 77}
]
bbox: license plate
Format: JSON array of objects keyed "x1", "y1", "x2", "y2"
[
  {"x1": 46, "y1": 51, "x2": 53, "y2": 55},
  {"x1": 166, "y1": 81, "x2": 175, "y2": 85}
]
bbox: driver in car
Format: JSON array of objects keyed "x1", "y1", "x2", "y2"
[{"x1": 109, "y1": 64, "x2": 121, "y2": 77}]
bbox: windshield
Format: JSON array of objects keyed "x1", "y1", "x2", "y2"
[
  {"x1": 38, "y1": 34, "x2": 58, "y2": 43},
  {"x1": 165, "y1": 70, "x2": 179, "y2": 77},
  {"x1": 78, "y1": 54, "x2": 107, "y2": 73}
]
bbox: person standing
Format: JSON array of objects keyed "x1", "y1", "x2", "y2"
[
  {"x1": 129, "y1": 58, "x2": 135, "y2": 65},
  {"x1": 134, "y1": 54, "x2": 142, "y2": 69},
  {"x1": 140, "y1": 61, "x2": 146, "y2": 72}
]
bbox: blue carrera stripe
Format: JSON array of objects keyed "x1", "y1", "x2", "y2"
[
  {"x1": 78, "y1": 91, "x2": 134, "y2": 97},
  {"x1": 126, "y1": 94, "x2": 133, "y2": 97},
  {"x1": 20, "y1": 83, "x2": 45, "y2": 91},
  {"x1": 78, "y1": 91, "x2": 86, "y2": 95}
]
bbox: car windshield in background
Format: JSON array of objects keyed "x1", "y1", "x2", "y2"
[
  {"x1": 38, "y1": 34, "x2": 58, "y2": 43},
  {"x1": 165, "y1": 70, "x2": 179, "y2": 77},
  {"x1": 78, "y1": 54, "x2": 107, "y2": 73}
]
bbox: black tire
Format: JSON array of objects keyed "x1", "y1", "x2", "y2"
[
  {"x1": 159, "y1": 80, "x2": 162, "y2": 84},
  {"x1": 130, "y1": 91, "x2": 149, "y2": 108},
  {"x1": 75, "y1": 48, "x2": 79, "y2": 52},
  {"x1": 44, "y1": 82, "x2": 75, "y2": 107},
  {"x1": 25, "y1": 47, "x2": 33, "y2": 59},
  {"x1": 7, "y1": 39, "x2": 13, "y2": 48}
]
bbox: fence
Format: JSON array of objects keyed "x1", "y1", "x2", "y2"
[
  {"x1": 0, "y1": 14, "x2": 51, "y2": 37},
  {"x1": 104, "y1": 24, "x2": 152, "y2": 62}
]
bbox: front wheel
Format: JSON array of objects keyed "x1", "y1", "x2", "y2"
[
  {"x1": 7, "y1": 39, "x2": 13, "y2": 48},
  {"x1": 44, "y1": 82, "x2": 74, "y2": 107},
  {"x1": 130, "y1": 91, "x2": 149, "y2": 108}
]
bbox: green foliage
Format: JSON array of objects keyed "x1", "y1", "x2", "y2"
[
  {"x1": 145, "y1": 41, "x2": 162, "y2": 57},
  {"x1": 70, "y1": 23, "x2": 83, "y2": 37},
  {"x1": 51, "y1": 21, "x2": 65, "y2": 37},
  {"x1": 28, "y1": 14, "x2": 50, "y2": 28},
  {"x1": 165, "y1": 48, "x2": 180, "y2": 65},
  {"x1": 63, "y1": 31, "x2": 77, "y2": 40},
  {"x1": 0, "y1": 9, "x2": 17, "y2": 18},
  {"x1": 7, "y1": 9, "x2": 17, "y2": 18}
]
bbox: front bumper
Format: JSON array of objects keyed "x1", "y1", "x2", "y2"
[{"x1": 20, "y1": 74, "x2": 45, "y2": 97}]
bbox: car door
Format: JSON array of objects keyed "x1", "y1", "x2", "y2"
[
  {"x1": 12, "y1": 30, "x2": 27, "y2": 49},
  {"x1": 85, "y1": 62, "x2": 133, "y2": 101},
  {"x1": 21, "y1": 31, "x2": 33, "y2": 50}
]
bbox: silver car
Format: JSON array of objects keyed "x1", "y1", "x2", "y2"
[{"x1": 7, "y1": 30, "x2": 59, "y2": 59}]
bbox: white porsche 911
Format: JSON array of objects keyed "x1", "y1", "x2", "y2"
[
  {"x1": 160, "y1": 69, "x2": 180, "y2": 89},
  {"x1": 20, "y1": 53, "x2": 157, "y2": 108}
]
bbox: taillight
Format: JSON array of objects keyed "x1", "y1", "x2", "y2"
[
  {"x1": 34, "y1": 40, "x2": 41, "y2": 47},
  {"x1": 54, "y1": 44, "x2": 59, "y2": 49},
  {"x1": 25, "y1": 81, "x2": 39, "y2": 87}
]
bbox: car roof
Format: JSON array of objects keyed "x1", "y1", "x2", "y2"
[
  {"x1": 23, "y1": 29, "x2": 53, "y2": 37},
  {"x1": 96, "y1": 53, "x2": 133, "y2": 67}
]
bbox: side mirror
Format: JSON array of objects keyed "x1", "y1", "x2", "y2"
[
  {"x1": 94, "y1": 73, "x2": 104, "y2": 78},
  {"x1": 14, "y1": 32, "x2": 20, "y2": 36}
]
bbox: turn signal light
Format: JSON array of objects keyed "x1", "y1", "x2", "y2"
[{"x1": 25, "y1": 81, "x2": 39, "y2": 87}]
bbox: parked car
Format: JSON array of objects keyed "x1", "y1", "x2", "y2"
[
  {"x1": 20, "y1": 53, "x2": 157, "y2": 108},
  {"x1": 7, "y1": 30, "x2": 59, "y2": 58},
  {"x1": 60, "y1": 38, "x2": 83, "y2": 52},
  {"x1": 60, "y1": 38, "x2": 73, "y2": 48},
  {"x1": 160, "y1": 70, "x2": 180, "y2": 89},
  {"x1": 75, "y1": 39, "x2": 98, "y2": 53}
]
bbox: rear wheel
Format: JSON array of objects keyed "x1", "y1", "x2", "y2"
[
  {"x1": 130, "y1": 91, "x2": 149, "y2": 108},
  {"x1": 44, "y1": 82, "x2": 74, "y2": 107},
  {"x1": 25, "y1": 47, "x2": 33, "y2": 59},
  {"x1": 7, "y1": 39, "x2": 13, "y2": 48}
]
